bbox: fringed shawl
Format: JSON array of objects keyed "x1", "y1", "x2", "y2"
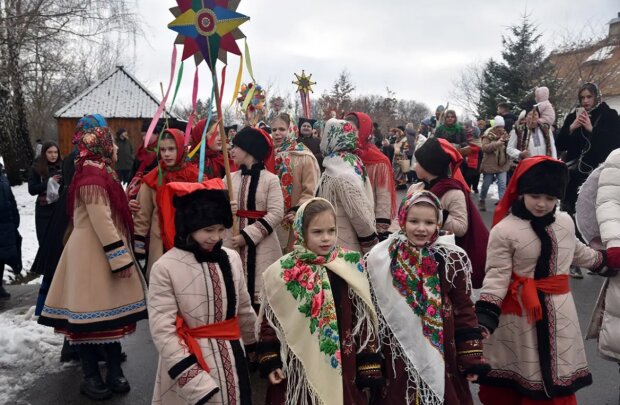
[{"x1": 68, "y1": 127, "x2": 133, "y2": 239}]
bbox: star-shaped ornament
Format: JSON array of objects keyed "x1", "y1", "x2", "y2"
[{"x1": 293, "y1": 70, "x2": 317, "y2": 93}]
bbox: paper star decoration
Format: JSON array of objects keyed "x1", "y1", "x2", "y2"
[
  {"x1": 168, "y1": 0, "x2": 249, "y2": 69},
  {"x1": 293, "y1": 70, "x2": 317, "y2": 93}
]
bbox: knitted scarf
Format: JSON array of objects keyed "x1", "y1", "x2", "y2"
[
  {"x1": 68, "y1": 127, "x2": 133, "y2": 239},
  {"x1": 366, "y1": 191, "x2": 472, "y2": 404},
  {"x1": 259, "y1": 198, "x2": 377, "y2": 405}
]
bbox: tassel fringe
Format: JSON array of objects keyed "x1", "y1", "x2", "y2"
[{"x1": 318, "y1": 176, "x2": 375, "y2": 232}]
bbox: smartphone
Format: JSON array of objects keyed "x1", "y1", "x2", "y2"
[{"x1": 575, "y1": 107, "x2": 585, "y2": 117}]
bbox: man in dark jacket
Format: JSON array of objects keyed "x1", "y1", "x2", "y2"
[
  {"x1": 497, "y1": 102, "x2": 517, "y2": 134},
  {"x1": 0, "y1": 163, "x2": 21, "y2": 299},
  {"x1": 114, "y1": 128, "x2": 134, "y2": 184}
]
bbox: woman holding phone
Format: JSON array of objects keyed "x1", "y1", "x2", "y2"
[{"x1": 556, "y1": 82, "x2": 620, "y2": 278}]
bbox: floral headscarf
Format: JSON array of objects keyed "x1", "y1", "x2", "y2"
[
  {"x1": 320, "y1": 118, "x2": 366, "y2": 181},
  {"x1": 68, "y1": 126, "x2": 133, "y2": 238},
  {"x1": 397, "y1": 190, "x2": 443, "y2": 247},
  {"x1": 72, "y1": 114, "x2": 108, "y2": 145},
  {"x1": 390, "y1": 190, "x2": 444, "y2": 352}
]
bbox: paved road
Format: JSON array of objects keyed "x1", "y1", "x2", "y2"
[{"x1": 5, "y1": 191, "x2": 619, "y2": 405}]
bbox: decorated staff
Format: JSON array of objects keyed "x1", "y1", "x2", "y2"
[{"x1": 293, "y1": 70, "x2": 316, "y2": 118}]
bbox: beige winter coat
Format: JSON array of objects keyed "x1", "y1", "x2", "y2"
[
  {"x1": 275, "y1": 151, "x2": 320, "y2": 252},
  {"x1": 133, "y1": 183, "x2": 163, "y2": 278},
  {"x1": 223, "y1": 169, "x2": 284, "y2": 304},
  {"x1": 148, "y1": 247, "x2": 256, "y2": 405},
  {"x1": 40, "y1": 185, "x2": 147, "y2": 333},
  {"x1": 480, "y1": 127, "x2": 511, "y2": 174},
  {"x1": 587, "y1": 149, "x2": 620, "y2": 361},
  {"x1": 480, "y1": 212, "x2": 602, "y2": 394}
]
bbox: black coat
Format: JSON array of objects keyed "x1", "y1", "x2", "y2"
[
  {"x1": 0, "y1": 170, "x2": 20, "y2": 262},
  {"x1": 556, "y1": 102, "x2": 620, "y2": 173},
  {"x1": 501, "y1": 112, "x2": 517, "y2": 134}
]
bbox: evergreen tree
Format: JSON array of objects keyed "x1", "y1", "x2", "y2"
[{"x1": 479, "y1": 15, "x2": 557, "y2": 117}]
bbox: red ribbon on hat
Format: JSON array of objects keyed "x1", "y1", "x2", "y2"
[
  {"x1": 159, "y1": 179, "x2": 227, "y2": 250},
  {"x1": 436, "y1": 138, "x2": 470, "y2": 193},
  {"x1": 492, "y1": 156, "x2": 564, "y2": 227}
]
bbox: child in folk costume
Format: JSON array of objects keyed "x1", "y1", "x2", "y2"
[
  {"x1": 225, "y1": 126, "x2": 284, "y2": 307},
  {"x1": 409, "y1": 137, "x2": 489, "y2": 288},
  {"x1": 346, "y1": 112, "x2": 397, "y2": 240},
  {"x1": 257, "y1": 198, "x2": 383, "y2": 405},
  {"x1": 133, "y1": 128, "x2": 199, "y2": 278},
  {"x1": 317, "y1": 118, "x2": 379, "y2": 254},
  {"x1": 148, "y1": 182, "x2": 256, "y2": 405},
  {"x1": 476, "y1": 157, "x2": 608, "y2": 405},
  {"x1": 189, "y1": 119, "x2": 237, "y2": 180},
  {"x1": 271, "y1": 113, "x2": 320, "y2": 252},
  {"x1": 38, "y1": 126, "x2": 147, "y2": 400},
  {"x1": 366, "y1": 191, "x2": 489, "y2": 405}
]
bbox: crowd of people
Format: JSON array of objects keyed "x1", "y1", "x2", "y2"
[{"x1": 0, "y1": 82, "x2": 619, "y2": 405}]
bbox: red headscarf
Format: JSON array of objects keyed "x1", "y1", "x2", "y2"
[
  {"x1": 190, "y1": 119, "x2": 237, "y2": 179},
  {"x1": 347, "y1": 111, "x2": 397, "y2": 217},
  {"x1": 158, "y1": 179, "x2": 227, "y2": 251},
  {"x1": 492, "y1": 156, "x2": 563, "y2": 227},
  {"x1": 436, "y1": 138, "x2": 470, "y2": 193}
]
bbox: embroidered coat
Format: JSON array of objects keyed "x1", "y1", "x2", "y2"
[
  {"x1": 274, "y1": 151, "x2": 320, "y2": 252},
  {"x1": 149, "y1": 247, "x2": 257, "y2": 405},
  {"x1": 38, "y1": 162, "x2": 147, "y2": 342},
  {"x1": 477, "y1": 212, "x2": 603, "y2": 399},
  {"x1": 224, "y1": 167, "x2": 284, "y2": 304}
]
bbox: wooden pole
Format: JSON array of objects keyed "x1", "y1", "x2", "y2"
[{"x1": 212, "y1": 73, "x2": 238, "y2": 235}]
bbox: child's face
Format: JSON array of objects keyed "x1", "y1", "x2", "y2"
[
  {"x1": 159, "y1": 139, "x2": 178, "y2": 167},
  {"x1": 191, "y1": 224, "x2": 226, "y2": 251},
  {"x1": 230, "y1": 145, "x2": 253, "y2": 167},
  {"x1": 405, "y1": 203, "x2": 439, "y2": 248},
  {"x1": 414, "y1": 162, "x2": 433, "y2": 182},
  {"x1": 304, "y1": 210, "x2": 337, "y2": 256},
  {"x1": 523, "y1": 194, "x2": 558, "y2": 217}
]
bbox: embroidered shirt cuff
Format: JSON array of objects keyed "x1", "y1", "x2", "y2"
[
  {"x1": 103, "y1": 240, "x2": 133, "y2": 272},
  {"x1": 169, "y1": 354, "x2": 198, "y2": 380},
  {"x1": 257, "y1": 342, "x2": 283, "y2": 378},
  {"x1": 356, "y1": 352, "x2": 384, "y2": 388}
]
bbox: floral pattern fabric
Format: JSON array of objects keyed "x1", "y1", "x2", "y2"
[{"x1": 320, "y1": 119, "x2": 368, "y2": 182}]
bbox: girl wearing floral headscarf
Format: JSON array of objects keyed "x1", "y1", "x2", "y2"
[
  {"x1": 271, "y1": 113, "x2": 320, "y2": 252},
  {"x1": 316, "y1": 118, "x2": 378, "y2": 253},
  {"x1": 366, "y1": 190, "x2": 489, "y2": 405},
  {"x1": 257, "y1": 197, "x2": 383, "y2": 405},
  {"x1": 39, "y1": 126, "x2": 147, "y2": 400}
]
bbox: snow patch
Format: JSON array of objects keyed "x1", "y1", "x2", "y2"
[
  {"x1": 0, "y1": 306, "x2": 66, "y2": 404},
  {"x1": 4, "y1": 183, "x2": 39, "y2": 284}
]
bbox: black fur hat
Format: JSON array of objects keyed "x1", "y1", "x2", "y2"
[
  {"x1": 414, "y1": 137, "x2": 451, "y2": 177},
  {"x1": 517, "y1": 160, "x2": 568, "y2": 199},
  {"x1": 173, "y1": 189, "x2": 233, "y2": 244},
  {"x1": 232, "y1": 126, "x2": 271, "y2": 162}
]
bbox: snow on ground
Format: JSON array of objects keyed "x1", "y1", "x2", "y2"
[
  {"x1": 4, "y1": 183, "x2": 39, "y2": 284},
  {"x1": 0, "y1": 306, "x2": 67, "y2": 404}
]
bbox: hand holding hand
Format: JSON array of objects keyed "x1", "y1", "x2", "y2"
[
  {"x1": 128, "y1": 199, "x2": 140, "y2": 215},
  {"x1": 232, "y1": 234, "x2": 246, "y2": 249},
  {"x1": 117, "y1": 266, "x2": 133, "y2": 279},
  {"x1": 268, "y1": 368, "x2": 285, "y2": 385}
]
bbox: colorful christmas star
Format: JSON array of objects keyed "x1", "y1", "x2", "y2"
[
  {"x1": 168, "y1": 0, "x2": 249, "y2": 69},
  {"x1": 293, "y1": 70, "x2": 317, "y2": 94}
]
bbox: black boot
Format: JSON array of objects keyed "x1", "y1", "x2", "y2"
[
  {"x1": 60, "y1": 338, "x2": 80, "y2": 363},
  {"x1": 104, "y1": 343, "x2": 130, "y2": 394},
  {"x1": 79, "y1": 345, "x2": 112, "y2": 400}
]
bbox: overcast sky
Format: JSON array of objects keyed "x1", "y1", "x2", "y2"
[{"x1": 132, "y1": 0, "x2": 619, "y2": 115}]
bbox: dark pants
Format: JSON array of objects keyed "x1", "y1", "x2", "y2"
[
  {"x1": 35, "y1": 203, "x2": 55, "y2": 245},
  {"x1": 117, "y1": 170, "x2": 132, "y2": 184}
]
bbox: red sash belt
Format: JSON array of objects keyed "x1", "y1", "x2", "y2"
[
  {"x1": 175, "y1": 315, "x2": 241, "y2": 372},
  {"x1": 236, "y1": 210, "x2": 267, "y2": 219},
  {"x1": 501, "y1": 273, "x2": 570, "y2": 324}
]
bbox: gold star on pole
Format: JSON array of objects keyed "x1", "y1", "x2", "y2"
[{"x1": 292, "y1": 70, "x2": 316, "y2": 93}]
